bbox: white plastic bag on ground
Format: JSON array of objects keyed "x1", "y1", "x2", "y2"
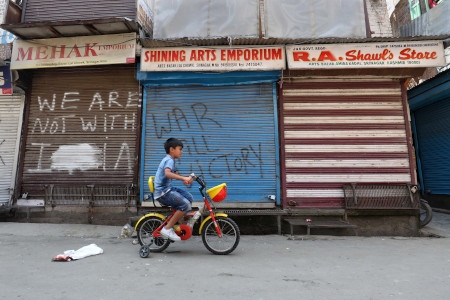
[{"x1": 52, "y1": 244, "x2": 103, "y2": 261}]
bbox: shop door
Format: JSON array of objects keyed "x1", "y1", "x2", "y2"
[
  {"x1": 280, "y1": 79, "x2": 412, "y2": 209},
  {"x1": 21, "y1": 65, "x2": 140, "y2": 205},
  {"x1": 141, "y1": 83, "x2": 279, "y2": 205},
  {"x1": 0, "y1": 95, "x2": 25, "y2": 205},
  {"x1": 413, "y1": 99, "x2": 450, "y2": 194}
]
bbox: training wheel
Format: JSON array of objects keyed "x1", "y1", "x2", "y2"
[{"x1": 139, "y1": 245, "x2": 150, "y2": 258}]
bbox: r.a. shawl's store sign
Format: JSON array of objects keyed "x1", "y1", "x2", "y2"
[{"x1": 286, "y1": 40, "x2": 445, "y2": 69}]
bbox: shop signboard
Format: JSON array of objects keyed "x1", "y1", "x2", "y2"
[
  {"x1": 10, "y1": 33, "x2": 136, "y2": 70},
  {"x1": 141, "y1": 46, "x2": 286, "y2": 71},
  {"x1": 286, "y1": 41, "x2": 446, "y2": 69},
  {"x1": 0, "y1": 65, "x2": 12, "y2": 95},
  {"x1": 137, "y1": 0, "x2": 154, "y2": 37}
]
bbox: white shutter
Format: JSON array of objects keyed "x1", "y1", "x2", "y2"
[{"x1": 0, "y1": 95, "x2": 25, "y2": 204}]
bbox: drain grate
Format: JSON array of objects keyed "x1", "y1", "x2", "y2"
[{"x1": 222, "y1": 209, "x2": 287, "y2": 215}]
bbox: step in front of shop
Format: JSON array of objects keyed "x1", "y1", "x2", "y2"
[
  {"x1": 15, "y1": 199, "x2": 45, "y2": 222},
  {"x1": 284, "y1": 218, "x2": 357, "y2": 236}
]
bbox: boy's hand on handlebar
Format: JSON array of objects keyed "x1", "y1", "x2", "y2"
[{"x1": 184, "y1": 175, "x2": 194, "y2": 185}]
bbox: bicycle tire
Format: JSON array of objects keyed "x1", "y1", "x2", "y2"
[
  {"x1": 201, "y1": 216, "x2": 240, "y2": 255},
  {"x1": 136, "y1": 216, "x2": 171, "y2": 253},
  {"x1": 139, "y1": 245, "x2": 150, "y2": 258},
  {"x1": 419, "y1": 199, "x2": 433, "y2": 228}
]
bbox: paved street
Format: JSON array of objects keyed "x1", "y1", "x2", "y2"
[{"x1": 1, "y1": 213, "x2": 450, "y2": 300}]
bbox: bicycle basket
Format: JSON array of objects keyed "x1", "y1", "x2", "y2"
[{"x1": 206, "y1": 183, "x2": 227, "y2": 202}]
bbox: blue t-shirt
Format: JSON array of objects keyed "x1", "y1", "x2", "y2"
[{"x1": 153, "y1": 155, "x2": 175, "y2": 199}]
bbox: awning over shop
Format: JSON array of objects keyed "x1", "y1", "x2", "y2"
[
  {"x1": 0, "y1": 18, "x2": 138, "y2": 40},
  {"x1": 409, "y1": 69, "x2": 450, "y2": 110},
  {"x1": 137, "y1": 69, "x2": 282, "y2": 87}
]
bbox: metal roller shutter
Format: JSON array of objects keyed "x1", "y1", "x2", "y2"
[
  {"x1": 281, "y1": 78, "x2": 413, "y2": 208},
  {"x1": 23, "y1": 0, "x2": 137, "y2": 22},
  {"x1": 21, "y1": 65, "x2": 140, "y2": 205},
  {"x1": 0, "y1": 95, "x2": 25, "y2": 205},
  {"x1": 413, "y1": 99, "x2": 450, "y2": 194},
  {"x1": 141, "y1": 83, "x2": 279, "y2": 205}
]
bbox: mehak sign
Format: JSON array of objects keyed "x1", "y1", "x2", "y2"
[
  {"x1": 140, "y1": 46, "x2": 286, "y2": 71},
  {"x1": 10, "y1": 33, "x2": 136, "y2": 70},
  {"x1": 286, "y1": 40, "x2": 445, "y2": 69}
]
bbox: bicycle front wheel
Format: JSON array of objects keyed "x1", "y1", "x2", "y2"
[
  {"x1": 136, "y1": 216, "x2": 171, "y2": 253},
  {"x1": 201, "y1": 216, "x2": 240, "y2": 255}
]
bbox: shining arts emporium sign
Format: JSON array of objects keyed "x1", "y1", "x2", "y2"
[{"x1": 140, "y1": 46, "x2": 286, "y2": 71}]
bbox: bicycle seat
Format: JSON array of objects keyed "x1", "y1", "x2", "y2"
[
  {"x1": 148, "y1": 176, "x2": 155, "y2": 193},
  {"x1": 148, "y1": 176, "x2": 170, "y2": 208}
]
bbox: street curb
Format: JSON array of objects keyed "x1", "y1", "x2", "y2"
[{"x1": 0, "y1": 222, "x2": 123, "y2": 239}]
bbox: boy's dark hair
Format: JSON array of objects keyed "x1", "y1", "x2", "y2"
[{"x1": 164, "y1": 138, "x2": 183, "y2": 153}]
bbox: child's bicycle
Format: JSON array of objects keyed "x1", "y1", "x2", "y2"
[{"x1": 135, "y1": 173, "x2": 240, "y2": 257}]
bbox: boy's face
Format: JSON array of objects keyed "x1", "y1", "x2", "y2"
[{"x1": 170, "y1": 146, "x2": 183, "y2": 159}]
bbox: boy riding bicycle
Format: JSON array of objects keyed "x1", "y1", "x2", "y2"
[{"x1": 154, "y1": 138, "x2": 194, "y2": 241}]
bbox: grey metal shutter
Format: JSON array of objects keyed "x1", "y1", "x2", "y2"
[
  {"x1": 141, "y1": 83, "x2": 279, "y2": 205},
  {"x1": 23, "y1": 0, "x2": 137, "y2": 22},
  {"x1": 413, "y1": 98, "x2": 450, "y2": 194},
  {"x1": 0, "y1": 95, "x2": 25, "y2": 205}
]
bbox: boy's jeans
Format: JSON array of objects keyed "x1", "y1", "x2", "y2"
[{"x1": 158, "y1": 187, "x2": 193, "y2": 211}]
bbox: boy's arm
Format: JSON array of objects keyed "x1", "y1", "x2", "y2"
[{"x1": 164, "y1": 168, "x2": 193, "y2": 183}]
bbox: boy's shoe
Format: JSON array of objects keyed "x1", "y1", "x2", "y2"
[{"x1": 160, "y1": 227, "x2": 181, "y2": 241}]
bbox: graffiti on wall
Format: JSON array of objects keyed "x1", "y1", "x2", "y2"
[
  {"x1": 149, "y1": 102, "x2": 265, "y2": 179},
  {"x1": 27, "y1": 90, "x2": 140, "y2": 175}
]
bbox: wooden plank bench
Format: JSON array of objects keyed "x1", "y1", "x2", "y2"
[{"x1": 284, "y1": 218, "x2": 357, "y2": 236}]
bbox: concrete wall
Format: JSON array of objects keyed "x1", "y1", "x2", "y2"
[
  {"x1": 390, "y1": 0, "x2": 411, "y2": 37},
  {"x1": 367, "y1": 0, "x2": 394, "y2": 37}
]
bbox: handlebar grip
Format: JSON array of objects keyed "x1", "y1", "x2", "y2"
[{"x1": 185, "y1": 173, "x2": 196, "y2": 185}]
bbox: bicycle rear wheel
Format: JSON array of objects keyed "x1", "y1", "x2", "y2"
[
  {"x1": 136, "y1": 216, "x2": 171, "y2": 253},
  {"x1": 201, "y1": 216, "x2": 240, "y2": 255},
  {"x1": 419, "y1": 199, "x2": 433, "y2": 228}
]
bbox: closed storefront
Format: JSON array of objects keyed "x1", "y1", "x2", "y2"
[
  {"x1": 0, "y1": 94, "x2": 25, "y2": 209},
  {"x1": 412, "y1": 98, "x2": 450, "y2": 194},
  {"x1": 279, "y1": 41, "x2": 446, "y2": 212},
  {"x1": 20, "y1": 64, "x2": 141, "y2": 206},
  {"x1": 409, "y1": 69, "x2": 450, "y2": 207},
  {"x1": 280, "y1": 78, "x2": 414, "y2": 209},
  {"x1": 138, "y1": 71, "x2": 281, "y2": 207}
]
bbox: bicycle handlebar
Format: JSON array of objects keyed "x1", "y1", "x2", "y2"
[
  {"x1": 183, "y1": 173, "x2": 207, "y2": 190},
  {"x1": 188, "y1": 173, "x2": 206, "y2": 189}
]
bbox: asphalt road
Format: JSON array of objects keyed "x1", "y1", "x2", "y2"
[{"x1": 1, "y1": 214, "x2": 450, "y2": 300}]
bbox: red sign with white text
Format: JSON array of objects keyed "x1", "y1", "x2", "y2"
[
  {"x1": 286, "y1": 41, "x2": 445, "y2": 69},
  {"x1": 140, "y1": 46, "x2": 286, "y2": 71}
]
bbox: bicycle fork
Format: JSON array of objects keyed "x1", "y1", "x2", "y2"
[{"x1": 203, "y1": 198, "x2": 223, "y2": 238}]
